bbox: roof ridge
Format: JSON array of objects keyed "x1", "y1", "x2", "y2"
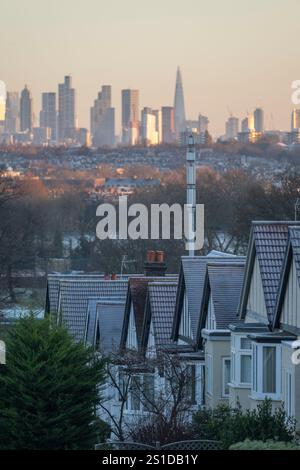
[{"x1": 252, "y1": 220, "x2": 300, "y2": 225}]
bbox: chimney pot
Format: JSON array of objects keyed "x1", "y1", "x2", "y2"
[
  {"x1": 155, "y1": 251, "x2": 164, "y2": 263},
  {"x1": 144, "y1": 250, "x2": 167, "y2": 277},
  {"x1": 147, "y1": 250, "x2": 156, "y2": 263}
]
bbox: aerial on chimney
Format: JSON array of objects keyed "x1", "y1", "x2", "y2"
[{"x1": 144, "y1": 250, "x2": 167, "y2": 277}]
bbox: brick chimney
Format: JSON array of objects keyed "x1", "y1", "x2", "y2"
[{"x1": 144, "y1": 250, "x2": 167, "y2": 277}]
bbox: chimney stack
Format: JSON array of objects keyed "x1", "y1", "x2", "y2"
[{"x1": 144, "y1": 250, "x2": 167, "y2": 277}]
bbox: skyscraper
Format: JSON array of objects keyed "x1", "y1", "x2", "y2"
[
  {"x1": 141, "y1": 107, "x2": 160, "y2": 145},
  {"x1": 152, "y1": 109, "x2": 162, "y2": 143},
  {"x1": 241, "y1": 114, "x2": 254, "y2": 132},
  {"x1": 90, "y1": 86, "x2": 115, "y2": 147},
  {"x1": 58, "y1": 76, "x2": 75, "y2": 143},
  {"x1": 225, "y1": 116, "x2": 239, "y2": 140},
  {"x1": 291, "y1": 109, "x2": 300, "y2": 131},
  {"x1": 5, "y1": 92, "x2": 19, "y2": 134},
  {"x1": 20, "y1": 85, "x2": 32, "y2": 132},
  {"x1": 254, "y1": 107, "x2": 264, "y2": 132},
  {"x1": 198, "y1": 114, "x2": 209, "y2": 133},
  {"x1": 40, "y1": 92, "x2": 56, "y2": 141},
  {"x1": 173, "y1": 67, "x2": 186, "y2": 138},
  {"x1": 122, "y1": 89, "x2": 139, "y2": 145},
  {"x1": 161, "y1": 106, "x2": 175, "y2": 144}
]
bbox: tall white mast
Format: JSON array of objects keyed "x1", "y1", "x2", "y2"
[{"x1": 186, "y1": 134, "x2": 196, "y2": 256}]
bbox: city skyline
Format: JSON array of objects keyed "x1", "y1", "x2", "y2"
[
  {"x1": 1, "y1": 0, "x2": 300, "y2": 136},
  {"x1": 1, "y1": 71, "x2": 300, "y2": 143}
]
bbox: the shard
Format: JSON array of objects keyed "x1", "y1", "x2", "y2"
[{"x1": 173, "y1": 67, "x2": 186, "y2": 137}]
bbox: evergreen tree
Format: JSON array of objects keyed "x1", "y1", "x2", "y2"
[{"x1": 0, "y1": 316, "x2": 108, "y2": 449}]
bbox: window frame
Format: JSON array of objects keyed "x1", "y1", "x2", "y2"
[
  {"x1": 251, "y1": 343, "x2": 281, "y2": 400},
  {"x1": 284, "y1": 369, "x2": 294, "y2": 418},
  {"x1": 206, "y1": 354, "x2": 213, "y2": 396},
  {"x1": 222, "y1": 357, "x2": 231, "y2": 398},
  {"x1": 230, "y1": 334, "x2": 252, "y2": 387}
]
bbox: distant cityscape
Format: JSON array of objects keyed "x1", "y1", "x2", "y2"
[{"x1": 1, "y1": 67, "x2": 300, "y2": 148}]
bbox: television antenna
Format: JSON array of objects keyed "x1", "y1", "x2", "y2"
[{"x1": 120, "y1": 255, "x2": 136, "y2": 278}]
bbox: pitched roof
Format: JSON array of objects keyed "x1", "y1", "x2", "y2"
[
  {"x1": 239, "y1": 221, "x2": 300, "y2": 324},
  {"x1": 120, "y1": 275, "x2": 178, "y2": 351},
  {"x1": 45, "y1": 274, "x2": 104, "y2": 315},
  {"x1": 273, "y1": 226, "x2": 300, "y2": 329},
  {"x1": 58, "y1": 279, "x2": 128, "y2": 341},
  {"x1": 172, "y1": 253, "x2": 246, "y2": 343},
  {"x1": 141, "y1": 281, "x2": 178, "y2": 352},
  {"x1": 85, "y1": 298, "x2": 126, "y2": 354},
  {"x1": 197, "y1": 262, "x2": 245, "y2": 346},
  {"x1": 289, "y1": 226, "x2": 300, "y2": 281}
]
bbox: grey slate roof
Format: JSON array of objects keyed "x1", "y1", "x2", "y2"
[
  {"x1": 120, "y1": 275, "x2": 178, "y2": 351},
  {"x1": 239, "y1": 221, "x2": 300, "y2": 323},
  {"x1": 273, "y1": 226, "x2": 300, "y2": 329},
  {"x1": 46, "y1": 274, "x2": 104, "y2": 315},
  {"x1": 58, "y1": 279, "x2": 128, "y2": 341},
  {"x1": 85, "y1": 297, "x2": 126, "y2": 354},
  {"x1": 206, "y1": 262, "x2": 245, "y2": 328},
  {"x1": 173, "y1": 253, "x2": 246, "y2": 342},
  {"x1": 289, "y1": 226, "x2": 300, "y2": 281},
  {"x1": 142, "y1": 281, "x2": 178, "y2": 351}
]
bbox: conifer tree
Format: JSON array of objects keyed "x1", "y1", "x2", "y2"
[{"x1": 0, "y1": 316, "x2": 108, "y2": 449}]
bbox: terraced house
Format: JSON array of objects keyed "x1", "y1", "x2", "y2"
[
  {"x1": 44, "y1": 223, "x2": 300, "y2": 436},
  {"x1": 229, "y1": 222, "x2": 300, "y2": 426}
]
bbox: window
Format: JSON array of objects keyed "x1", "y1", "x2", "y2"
[
  {"x1": 206, "y1": 355, "x2": 213, "y2": 395},
  {"x1": 251, "y1": 343, "x2": 281, "y2": 400},
  {"x1": 241, "y1": 355, "x2": 251, "y2": 383},
  {"x1": 241, "y1": 338, "x2": 252, "y2": 350},
  {"x1": 186, "y1": 364, "x2": 196, "y2": 404},
  {"x1": 222, "y1": 358, "x2": 231, "y2": 397},
  {"x1": 118, "y1": 370, "x2": 127, "y2": 402},
  {"x1": 284, "y1": 370, "x2": 293, "y2": 418},
  {"x1": 231, "y1": 334, "x2": 252, "y2": 386},
  {"x1": 263, "y1": 347, "x2": 276, "y2": 394},
  {"x1": 130, "y1": 375, "x2": 141, "y2": 411},
  {"x1": 119, "y1": 372, "x2": 156, "y2": 413},
  {"x1": 143, "y1": 373, "x2": 155, "y2": 411}
]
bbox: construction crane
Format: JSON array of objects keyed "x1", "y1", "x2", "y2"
[{"x1": 227, "y1": 106, "x2": 233, "y2": 118}]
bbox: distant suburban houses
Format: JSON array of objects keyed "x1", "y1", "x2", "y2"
[{"x1": 45, "y1": 221, "x2": 300, "y2": 437}]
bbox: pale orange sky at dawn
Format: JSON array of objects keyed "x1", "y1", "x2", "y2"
[{"x1": 1, "y1": 0, "x2": 299, "y2": 136}]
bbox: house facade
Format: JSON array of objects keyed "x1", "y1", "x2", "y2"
[{"x1": 229, "y1": 222, "x2": 300, "y2": 422}]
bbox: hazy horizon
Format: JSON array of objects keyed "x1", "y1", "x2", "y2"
[{"x1": 1, "y1": 0, "x2": 299, "y2": 136}]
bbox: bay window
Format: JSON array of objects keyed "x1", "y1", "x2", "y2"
[
  {"x1": 230, "y1": 334, "x2": 252, "y2": 386},
  {"x1": 119, "y1": 371, "x2": 155, "y2": 412}
]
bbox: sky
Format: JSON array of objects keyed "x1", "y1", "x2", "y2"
[{"x1": 1, "y1": 0, "x2": 300, "y2": 136}]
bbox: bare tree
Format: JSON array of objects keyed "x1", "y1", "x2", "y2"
[{"x1": 100, "y1": 350, "x2": 200, "y2": 445}]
